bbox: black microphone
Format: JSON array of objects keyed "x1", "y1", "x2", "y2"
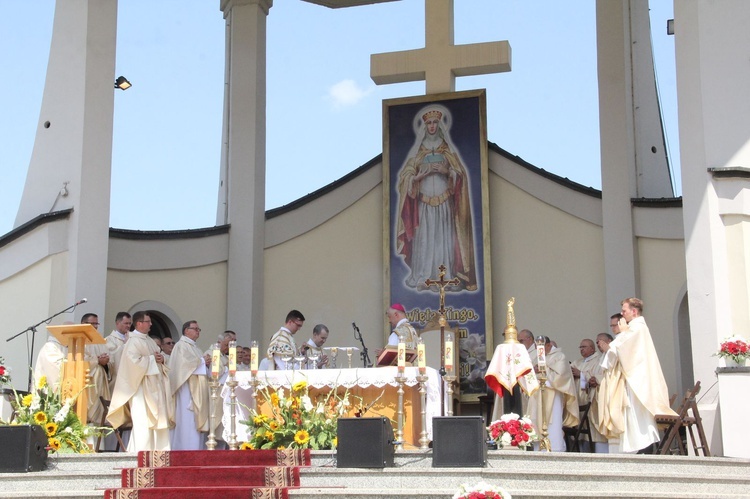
[{"x1": 76, "y1": 298, "x2": 88, "y2": 305}]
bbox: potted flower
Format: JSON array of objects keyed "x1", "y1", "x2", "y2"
[
  {"x1": 0, "y1": 357, "x2": 10, "y2": 386},
  {"x1": 453, "y1": 481, "x2": 512, "y2": 499},
  {"x1": 716, "y1": 335, "x2": 750, "y2": 367},
  {"x1": 487, "y1": 412, "x2": 536, "y2": 449},
  {"x1": 240, "y1": 377, "x2": 357, "y2": 450},
  {"x1": 1, "y1": 375, "x2": 106, "y2": 453}
]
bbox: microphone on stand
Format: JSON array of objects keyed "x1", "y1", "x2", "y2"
[
  {"x1": 352, "y1": 321, "x2": 372, "y2": 368},
  {"x1": 75, "y1": 298, "x2": 88, "y2": 306}
]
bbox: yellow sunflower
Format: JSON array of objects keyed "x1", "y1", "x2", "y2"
[
  {"x1": 294, "y1": 429, "x2": 310, "y2": 445},
  {"x1": 239, "y1": 442, "x2": 254, "y2": 450},
  {"x1": 277, "y1": 445, "x2": 286, "y2": 450},
  {"x1": 270, "y1": 393, "x2": 280, "y2": 407},
  {"x1": 48, "y1": 437, "x2": 61, "y2": 451},
  {"x1": 45, "y1": 422, "x2": 58, "y2": 437},
  {"x1": 332, "y1": 436, "x2": 338, "y2": 448},
  {"x1": 269, "y1": 421, "x2": 279, "y2": 431},
  {"x1": 37, "y1": 375, "x2": 47, "y2": 389},
  {"x1": 264, "y1": 431, "x2": 275, "y2": 441},
  {"x1": 252, "y1": 414, "x2": 267, "y2": 426},
  {"x1": 34, "y1": 411, "x2": 48, "y2": 425},
  {"x1": 21, "y1": 394, "x2": 33, "y2": 407},
  {"x1": 292, "y1": 380, "x2": 307, "y2": 393}
]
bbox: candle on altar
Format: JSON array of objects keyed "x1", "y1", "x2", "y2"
[
  {"x1": 228, "y1": 340, "x2": 237, "y2": 375},
  {"x1": 417, "y1": 337, "x2": 426, "y2": 374},
  {"x1": 211, "y1": 343, "x2": 221, "y2": 377},
  {"x1": 397, "y1": 333, "x2": 406, "y2": 373},
  {"x1": 250, "y1": 341, "x2": 259, "y2": 375},
  {"x1": 444, "y1": 331, "x2": 454, "y2": 375}
]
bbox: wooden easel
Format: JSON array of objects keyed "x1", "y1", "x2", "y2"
[{"x1": 46, "y1": 324, "x2": 106, "y2": 423}]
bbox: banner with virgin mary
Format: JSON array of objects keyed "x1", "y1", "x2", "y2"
[{"x1": 383, "y1": 89, "x2": 493, "y2": 402}]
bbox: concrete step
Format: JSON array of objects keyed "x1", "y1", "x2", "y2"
[{"x1": 0, "y1": 450, "x2": 748, "y2": 499}]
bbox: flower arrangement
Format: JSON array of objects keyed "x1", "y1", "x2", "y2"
[
  {"x1": 453, "y1": 481, "x2": 512, "y2": 499},
  {"x1": 1, "y1": 376, "x2": 104, "y2": 453},
  {"x1": 0, "y1": 357, "x2": 10, "y2": 386},
  {"x1": 715, "y1": 335, "x2": 749, "y2": 364},
  {"x1": 487, "y1": 413, "x2": 537, "y2": 449},
  {"x1": 241, "y1": 378, "x2": 356, "y2": 450}
]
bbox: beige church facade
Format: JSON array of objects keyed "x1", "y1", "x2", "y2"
[
  {"x1": 0, "y1": 143, "x2": 689, "y2": 414},
  {"x1": 2, "y1": 0, "x2": 749, "y2": 458}
]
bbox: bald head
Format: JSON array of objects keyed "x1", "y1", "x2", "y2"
[
  {"x1": 518, "y1": 329, "x2": 534, "y2": 349},
  {"x1": 578, "y1": 338, "x2": 596, "y2": 358}
]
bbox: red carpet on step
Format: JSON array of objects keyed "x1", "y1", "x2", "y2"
[
  {"x1": 122, "y1": 465, "x2": 299, "y2": 488},
  {"x1": 103, "y1": 450, "x2": 310, "y2": 498},
  {"x1": 103, "y1": 486, "x2": 291, "y2": 499},
  {"x1": 138, "y1": 449, "x2": 310, "y2": 467}
]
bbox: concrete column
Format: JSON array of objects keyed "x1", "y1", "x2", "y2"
[
  {"x1": 14, "y1": 0, "x2": 117, "y2": 316},
  {"x1": 596, "y1": 0, "x2": 640, "y2": 309},
  {"x1": 596, "y1": 0, "x2": 674, "y2": 310},
  {"x1": 218, "y1": 0, "x2": 272, "y2": 340},
  {"x1": 675, "y1": 0, "x2": 750, "y2": 455}
]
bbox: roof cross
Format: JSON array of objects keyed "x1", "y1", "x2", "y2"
[{"x1": 370, "y1": 0, "x2": 511, "y2": 94}]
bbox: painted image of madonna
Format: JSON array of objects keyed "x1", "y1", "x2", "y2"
[{"x1": 394, "y1": 104, "x2": 477, "y2": 291}]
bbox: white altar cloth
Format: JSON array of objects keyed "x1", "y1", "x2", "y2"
[{"x1": 222, "y1": 366, "x2": 442, "y2": 444}]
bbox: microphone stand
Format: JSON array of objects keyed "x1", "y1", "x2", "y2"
[
  {"x1": 6, "y1": 300, "x2": 84, "y2": 392},
  {"x1": 353, "y1": 324, "x2": 372, "y2": 368}
]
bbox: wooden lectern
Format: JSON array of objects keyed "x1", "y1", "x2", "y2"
[{"x1": 46, "y1": 324, "x2": 106, "y2": 423}]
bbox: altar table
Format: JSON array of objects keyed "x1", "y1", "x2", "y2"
[{"x1": 222, "y1": 366, "x2": 442, "y2": 447}]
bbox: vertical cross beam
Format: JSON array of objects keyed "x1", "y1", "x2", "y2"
[{"x1": 370, "y1": 0, "x2": 511, "y2": 94}]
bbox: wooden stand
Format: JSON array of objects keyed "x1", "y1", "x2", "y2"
[{"x1": 45, "y1": 324, "x2": 105, "y2": 424}]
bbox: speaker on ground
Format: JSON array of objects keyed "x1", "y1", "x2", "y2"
[
  {"x1": 0, "y1": 425, "x2": 48, "y2": 473},
  {"x1": 337, "y1": 417, "x2": 395, "y2": 468},
  {"x1": 432, "y1": 416, "x2": 487, "y2": 467}
]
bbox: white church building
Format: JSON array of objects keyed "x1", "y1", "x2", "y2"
[{"x1": 1, "y1": 1, "x2": 748, "y2": 458}]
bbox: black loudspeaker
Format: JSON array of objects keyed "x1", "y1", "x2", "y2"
[
  {"x1": 337, "y1": 417, "x2": 395, "y2": 468},
  {"x1": 0, "y1": 425, "x2": 48, "y2": 472},
  {"x1": 432, "y1": 416, "x2": 487, "y2": 467}
]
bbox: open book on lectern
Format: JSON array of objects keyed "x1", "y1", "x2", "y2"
[{"x1": 375, "y1": 345, "x2": 417, "y2": 367}]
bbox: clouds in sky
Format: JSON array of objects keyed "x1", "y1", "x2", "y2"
[{"x1": 327, "y1": 79, "x2": 374, "y2": 109}]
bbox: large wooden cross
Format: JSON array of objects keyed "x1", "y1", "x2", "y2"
[{"x1": 370, "y1": 0, "x2": 511, "y2": 94}]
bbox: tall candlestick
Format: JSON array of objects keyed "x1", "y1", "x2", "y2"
[
  {"x1": 211, "y1": 343, "x2": 221, "y2": 377},
  {"x1": 228, "y1": 340, "x2": 237, "y2": 376},
  {"x1": 250, "y1": 340, "x2": 258, "y2": 375},
  {"x1": 417, "y1": 337, "x2": 426, "y2": 374}
]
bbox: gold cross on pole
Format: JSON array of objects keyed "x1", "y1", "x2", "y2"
[{"x1": 424, "y1": 264, "x2": 460, "y2": 316}]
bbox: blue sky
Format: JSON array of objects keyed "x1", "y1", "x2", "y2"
[{"x1": 0, "y1": 1, "x2": 678, "y2": 234}]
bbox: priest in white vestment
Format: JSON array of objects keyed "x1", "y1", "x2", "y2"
[
  {"x1": 571, "y1": 338, "x2": 606, "y2": 452},
  {"x1": 518, "y1": 329, "x2": 538, "y2": 416},
  {"x1": 168, "y1": 321, "x2": 210, "y2": 450},
  {"x1": 596, "y1": 298, "x2": 676, "y2": 453},
  {"x1": 528, "y1": 338, "x2": 579, "y2": 452},
  {"x1": 267, "y1": 310, "x2": 305, "y2": 370},
  {"x1": 107, "y1": 311, "x2": 173, "y2": 452},
  {"x1": 34, "y1": 334, "x2": 67, "y2": 389},
  {"x1": 80, "y1": 313, "x2": 113, "y2": 426},
  {"x1": 302, "y1": 324, "x2": 330, "y2": 369}
]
